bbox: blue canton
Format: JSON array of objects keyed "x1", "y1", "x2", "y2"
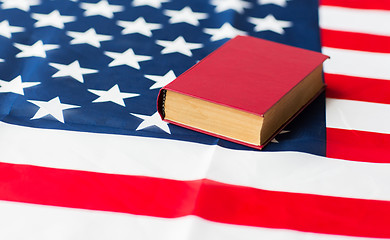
[{"x1": 0, "y1": 0, "x2": 325, "y2": 155}]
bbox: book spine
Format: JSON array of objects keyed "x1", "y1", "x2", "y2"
[{"x1": 156, "y1": 88, "x2": 167, "y2": 120}]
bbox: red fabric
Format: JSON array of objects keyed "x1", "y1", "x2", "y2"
[
  {"x1": 321, "y1": 29, "x2": 390, "y2": 53},
  {"x1": 321, "y1": 0, "x2": 390, "y2": 10},
  {"x1": 327, "y1": 128, "x2": 390, "y2": 163},
  {"x1": 325, "y1": 73, "x2": 390, "y2": 104}
]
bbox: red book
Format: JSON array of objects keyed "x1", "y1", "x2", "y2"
[{"x1": 157, "y1": 36, "x2": 328, "y2": 149}]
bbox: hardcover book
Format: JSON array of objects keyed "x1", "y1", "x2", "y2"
[{"x1": 157, "y1": 36, "x2": 329, "y2": 149}]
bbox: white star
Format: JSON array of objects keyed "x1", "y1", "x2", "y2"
[
  {"x1": 32, "y1": 10, "x2": 76, "y2": 29},
  {"x1": 28, "y1": 97, "x2": 80, "y2": 123},
  {"x1": 88, "y1": 84, "x2": 139, "y2": 107},
  {"x1": 80, "y1": 0, "x2": 124, "y2": 19},
  {"x1": 210, "y1": 0, "x2": 251, "y2": 14},
  {"x1": 0, "y1": 20, "x2": 24, "y2": 39},
  {"x1": 156, "y1": 36, "x2": 203, "y2": 57},
  {"x1": 0, "y1": 0, "x2": 40, "y2": 12},
  {"x1": 14, "y1": 40, "x2": 59, "y2": 58},
  {"x1": 117, "y1": 17, "x2": 162, "y2": 37},
  {"x1": 132, "y1": 0, "x2": 169, "y2": 8},
  {"x1": 104, "y1": 48, "x2": 152, "y2": 69},
  {"x1": 248, "y1": 14, "x2": 292, "y2": 34},
  {"x1": 258, "y1": 0, "x2": 289, "y2": 7},
  {"x1": 164, "y1": 6, "x2": 208, "y2": 26},
  {"x1": 49, "y1": 60, "x2": 98, "y2": 83},
  {"x1": 67, "y1": 28, "x2": 113, "y2": 48},
  {"x1": 131, "y1": 112, "x2": 171, "y2": 134},
  {"x1": 144, "y1": 70, "x2": 176, "y2": 89},
  {"x1": 0, "y1": 76, "x2": 40, "y2": 95},
  {"x1": 204, "y1": 23, "x2": 246, "y2": 41},
  {"x1": 271, "y1": 130, "x2": 290, "y2": 143}
]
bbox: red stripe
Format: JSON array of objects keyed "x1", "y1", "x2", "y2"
[
  {"x1": 325, "y1": 73, "x2": 390, "y2": 104},
  {"x1": 320, "y1": 0, "x2": 390, "y2": 10},
  {"x1": 327, "y1": 128, "x2": 390, "y2": 163},
  {"x1": 1, "y1": 162, "x2": 390, "y2": 238},
  {"x1": 321, "y1": 29, "x2": 390, "y2": 53}
]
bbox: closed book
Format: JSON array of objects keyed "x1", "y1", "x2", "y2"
[{"x1": 157, "y1": 36, "x2": 329, "y2": 149}]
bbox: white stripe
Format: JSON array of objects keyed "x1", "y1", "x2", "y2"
[
  {"x1": 326, "y1": 98, "x2": 390, "y2": 134},
  {"x1": 322, "y1": 47, "x2": 390, "y2": 81},
  {"x1": 319, "y1": 6, "x2": 390, "y2": 37},
  {"x1": 1, "y1": 122, "x2": 390, "y2": 201},
  {"x1": 0, "y1": 200, "x2": 379, "y2": 240}
]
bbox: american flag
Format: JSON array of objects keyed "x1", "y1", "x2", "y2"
[{"x1": 0, "y1": 0, "x2": 389, "y2": 239}]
